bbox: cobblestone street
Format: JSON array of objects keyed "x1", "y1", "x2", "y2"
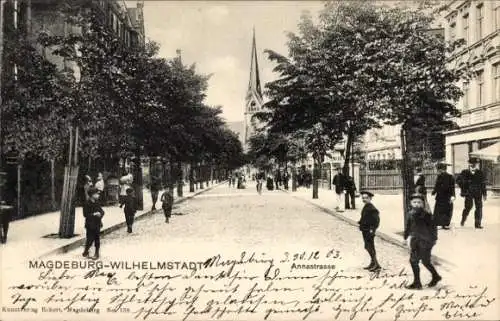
[{"x1": 3, "y1": 184, "x2": 496, "y2": 320}]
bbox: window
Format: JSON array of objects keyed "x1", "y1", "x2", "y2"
[
  {"x1": 463, "y1": 81, "x2": 470, "y2": 109},
  {"x1": 476, "y1": 4, "x2": 484, "y2": 40},
  {"x1": 449, "y1": 22, "x2": 456, "y2": 41},
  {"x1": 477, "y1": 71, "x2": 485, "y2": 106},
  {"x1": 494, "y1": 64, "x2": 500, "y2": 102},
  {"x1": 463, "y1": 13, "x2": 469, "y2": 44}
]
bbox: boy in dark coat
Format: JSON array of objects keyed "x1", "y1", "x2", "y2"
[
  {"x1": 404, "y1": 193, "x2": 441, "y2": 289},
  {"x1": 431, "y1": 163, "x2": 455, "y2": 229},
  {"x1": 161, "y1": 187, "x2": 174, "y2": 223},
  {"x1": 358, "y1": 191, "x2": 381, "y2": 272},
  {"x1": 83, "y1": 187, "x2": 105, "y2": 260},
  {"x1": 124, "y1": 188, "x2": 137, "y2": 233}
]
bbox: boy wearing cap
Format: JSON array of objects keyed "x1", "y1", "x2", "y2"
[
  {"x1": 431, "y1": 163, "x2": 455, "y2": 229},
  {"x1": 358, "y1": 191, "x2": 381, "y2": 272},
  {"x1": 457, "y1": 157, "x2": 487, "y2": 229},
  {"x1": 404, "y1": 193, "x2": 441, "y2": 289},
  {"x1": 83, "y1": 187, "x2": 105, "y2": 260}
]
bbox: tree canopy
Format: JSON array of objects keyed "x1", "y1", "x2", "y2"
[{"x1": 2, "y1": 0, "x2": 244, "y2": 171}]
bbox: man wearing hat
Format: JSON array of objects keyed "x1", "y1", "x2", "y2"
[
  {"x1": 358, "y1": 191, "x2": 381, "y2": 272},
  {"x1": 83, "y1": 187, "x2": 105, "y2": 260},
  {"x1": 404, "y1": 193, "x2": 441, "y2": 289},
  {"x1": 431, "y1": 163, "x2": 455, "y2": 229},
  {"x1": 456, "y1": 157, "x2": 487, "y2": 229}
]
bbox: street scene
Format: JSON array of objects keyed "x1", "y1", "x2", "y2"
[{"x1": 1, "y1": 0, "x2": 500, "y2": 320}]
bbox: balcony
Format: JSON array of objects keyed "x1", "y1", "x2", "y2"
[{"x1": 455, "y1": 102, "x2": 500, "y2": 127}]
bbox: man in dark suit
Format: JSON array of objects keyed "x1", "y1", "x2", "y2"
[
  {"x1": 431, "y1": 163, "x2": 455, "y2": 230},
  {"x1": 358, "y1": 191, "x2": 381, "y2": 272},
  {"x1": 344, "y1": 175, "x2": 357, "y2": 210},
  {"x1": 457, "y1": 157, "x2": 487, "y2": 229}
]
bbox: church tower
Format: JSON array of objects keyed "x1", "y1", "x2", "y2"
[{"x1": 243, "y1": 28, "x2": 264, "y2": 152}]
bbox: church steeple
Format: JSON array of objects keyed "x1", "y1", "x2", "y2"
[
  {"x1": 243, "y1": 28, "x2": 263, "y2": 150},
  {"x1": 245, "y1": 27, "x2": 263, "y2": 113}
]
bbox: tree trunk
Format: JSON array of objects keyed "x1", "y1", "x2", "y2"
[
  {"x1": 199, "y1": 165, "x2": 204, "y2": 189},
  {"x1": 400, "y1": 124, "x2": 414, "y2": 228},
  {"x1": 312, "y1": 159, "x2": 321, "y2": 199},
  {"x1": 189, "y1": 163, "x2": 195, "y2": 193},
  {"x1": 342, "y1": 126, "x2": 354, "y2": 177},
  {"x1": 51, "y1": 159, "x2": 56, "y2": 211},
  {"x1": 133, "y1": 151, "x2": 143, "y2": 211},
  {"x1": 176, "y1": 161, "x2": 183, "y2": 197},
  {"x1": 168, "y1": 162, "x2": 175, "y2": 190},
  {"x1": 291, "y1": 163, "x2": 297, "y2": 192}
]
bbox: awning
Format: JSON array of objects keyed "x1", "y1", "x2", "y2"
[{"x1": 470, "y1": 142, "x2": 500, "y2": 163}]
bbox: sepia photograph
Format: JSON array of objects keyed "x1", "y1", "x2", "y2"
[{"x1": 0, "y1": 0, "x2": 499, "y2": 320}]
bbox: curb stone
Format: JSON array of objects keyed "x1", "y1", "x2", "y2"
[
  {"x1": 38, "y1": 182, "x2": 224, "y2": 258},
  {"x1": 281, "y1": 189, "x2": 456, "y2": 270}
]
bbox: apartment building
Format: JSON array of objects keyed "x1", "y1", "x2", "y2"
[
  {"x1": 0, "y1": 0, "x2": 146, "y2": 217},
  {"x1": 443, "y1": 0, "x2": 500, "y2": 187}
]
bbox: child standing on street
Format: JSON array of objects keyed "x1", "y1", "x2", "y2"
[
  {"x1": 358, "y1": 191, "x2": 381, "y2": 272},
  {"x1": 83, "y1": 187, "x2": 104, "y2": 260},
  {"x1": 124, "y1": 188, "x2": 137, "y2": 233},
  {"x1": 161, "y1": 187, "x2": 174, "y2": 223},
  {"x1": 404, "y1": 193, "x2": 442, "y2": 289}
]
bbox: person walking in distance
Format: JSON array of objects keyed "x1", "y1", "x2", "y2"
[
  {"x1": 161, "y1": 187, "x2": 174, "y2": 223},
  {"x1": 95, "y1": 173, "x2": 105, "y2": 204},
  {"x1": 119, "y1": 170, "x2": 133, "y2": 208},
  {"x1": 332, "y1": 167, "x2": 345, "y2": 211},
  {"x1": 457, "y1": 157, "x2": 487, "y2": 229},
  {"x1": 404, "y1": 193, "x2": 441, "y2": 289},
  {"x1": 358, "y1": 191, "x2": 381, "y2": 272},
  {"x1": 123, "y1": 188, "x2": 137, "y2": 233},
  {"x1": 150, "y1": 174, "x2": 161, "y2": 211},
  {"x1": 431, "y1": 163, "x2": 455, "y2": 230},
  {"x1": 82, "y1": 188, "x2": 105, "y2": 260}
]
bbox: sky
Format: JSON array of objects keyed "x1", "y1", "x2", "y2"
[{"x1": 139, "y1": 1, "x2": 325, "y2": 122}]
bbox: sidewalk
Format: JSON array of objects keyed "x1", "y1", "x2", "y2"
[
  {"x1": 0, "y1": 182, "x2": 222, "y2": 270},
  {"x1": 287, "y1": 186, "x2": 500, "y2": 279}
]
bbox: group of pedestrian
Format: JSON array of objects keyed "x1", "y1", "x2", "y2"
[
  {"x1": 414, "y1": 157, "x2": 486, "y2": 230},
  {"x1": 332, "y1": 167, "x2": 357, "y2": 211},
  {"x1": 81, "y1": 170, "x2": 175, "y2": 260},
  {"x1": 228, "y1": 172, "x2": 246, "y2": 189},
  {"x1": 357, "y1": 190, "x2": 441, "y2": 289},
  {"x1": 357, "y1": 157, "x2": 488, "y2": 290}
]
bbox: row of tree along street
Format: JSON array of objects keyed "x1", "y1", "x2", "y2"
[
  {"x1": 248, "y1": 0, "x2": 468, "y2": 219},
  {"x1": 0, "y1": 0, "x2": 245, "y2": 228}
]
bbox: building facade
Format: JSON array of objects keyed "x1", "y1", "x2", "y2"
[
  {"x1": 0, "y1": 0, "x2": 146, "y2": 217},
  {"x1": 363, "y1": 125, "x2": 402, "y2": 162},
  {"x1": 443, "y1": 0, "x2": 500, "y2": 188}
]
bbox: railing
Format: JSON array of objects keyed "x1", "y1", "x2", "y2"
[{"x1": 360, "y1": 169, "x2": 438, "y2": 191}]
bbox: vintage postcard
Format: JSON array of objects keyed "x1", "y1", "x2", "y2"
[{"x1": 1, "y1": 0, "x2": 499, "y2": 320}]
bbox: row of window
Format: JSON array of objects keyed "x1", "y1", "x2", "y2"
[
  {"x1": 448, "y1": 2, "x2": 500, "y2": 46},
  {"x1": 106, "y1": 3, "x2": 139, "y2": 48},
  {"x1": 462, "y1": 63, "x2": 500, "y2": 108}
]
